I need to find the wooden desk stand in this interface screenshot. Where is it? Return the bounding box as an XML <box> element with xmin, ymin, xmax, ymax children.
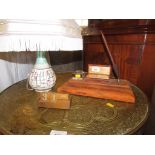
<box><xmin>57</xmin><ymin>78</ymin><xmax>135</xmax><ymax>103</ymax></box>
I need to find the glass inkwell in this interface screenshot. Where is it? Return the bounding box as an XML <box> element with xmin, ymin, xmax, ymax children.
<box><xmin>72</xmin><ymin>70</ymin><xmax>86</xmax><ymax>80</ymax></box>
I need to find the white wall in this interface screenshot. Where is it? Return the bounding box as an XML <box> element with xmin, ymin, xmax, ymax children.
<box><xmin>0</xmin><ymin>52</ymin><xmax>35</xmax><ymax>92</ymax></box>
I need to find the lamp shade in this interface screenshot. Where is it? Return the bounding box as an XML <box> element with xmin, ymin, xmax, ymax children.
<box><xmin>0</xmin><ymin>19</ymin><xmax>83</xmax><ymax>51</ymax></box>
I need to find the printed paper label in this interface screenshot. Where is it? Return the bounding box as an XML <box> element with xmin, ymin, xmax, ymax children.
<box><xmin>91</xmin><ymin>66</ymin><xmax>100</xmax><ymax>73</ymax></box>
<box><xmin>50</xmin><ymin>130</ymin><xmax>67</xmax><ymax>135</ymax></box>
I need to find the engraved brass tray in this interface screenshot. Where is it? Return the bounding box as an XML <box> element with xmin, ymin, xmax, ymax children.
<box><xmin>0</xmin><ymin>73</ymin><xmax>149</xmax><ymax>135</ymax></box>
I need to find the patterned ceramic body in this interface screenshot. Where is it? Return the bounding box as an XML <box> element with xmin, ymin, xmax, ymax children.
<box><xmin>28</xmin><ymin>51</ymin><xmax>56</xmax><ymax>92</ymax></box>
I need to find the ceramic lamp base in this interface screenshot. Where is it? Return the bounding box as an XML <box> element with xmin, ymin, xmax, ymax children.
<box><xmin>28</xmin><ymin>67</ymin><xmax>56</xmax><ymax>92</ymax></box>
<box><xmin>28</xmin><ymin>51</ymin><xmax>56</xmax><ymax>92</ymax></box>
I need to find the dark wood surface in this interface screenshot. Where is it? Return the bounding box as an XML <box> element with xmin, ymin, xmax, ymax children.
<box><xmin>83</xmin><ymin>19</ymin><xmax>155</xmax><ymax>98</ymax></box>
<box><xmin>89</xmin><ymin>19</ymin><xmax>155</xmax><ymax>34</ymax></box>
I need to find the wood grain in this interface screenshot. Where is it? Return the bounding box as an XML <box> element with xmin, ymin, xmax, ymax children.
<box><xmin>57</xmin><ymin>78</ymin><xmax>135</xmax><ymax>103</ymax></box>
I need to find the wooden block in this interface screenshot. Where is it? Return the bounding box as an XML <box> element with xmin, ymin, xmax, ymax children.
<box><xmin>57</xmin><ymin>78</ymin><xmax>135</xmax><ymax>103</ymax></box>
<box><xmin>37</xmin><ymin>92</ymin><xmax>70</xmax><ymax>109</ymax></box>
<box><xmin>87</xmin><ymin>64</ymin><xmax>111</xmax><ymax>79</ymax></box>
<box><xmin>88</xmin><ymin>64</ymin><xmax>111</xmax><ymax>75</ymax></box>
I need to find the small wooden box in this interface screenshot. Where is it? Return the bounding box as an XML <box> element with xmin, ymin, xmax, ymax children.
<box><xmin>37</xmin><ymin>92</ymin><xmax>70</xmax><ymax>109</ymax></box>
<box><xmin>87</xmin><ymin>64</ymin><xmax>111</xmax><ymax>79</ymax></box>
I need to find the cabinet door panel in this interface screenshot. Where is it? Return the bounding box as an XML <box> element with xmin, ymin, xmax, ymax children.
<box><xmin>84</xmin><ymin>44</ymin><xmax>109</xmax><ymax>71</ymax></box>
<box><xmin>84</xmin><ymin>42</ymin><xmax>142</xmax><ymax>84</ymax></box>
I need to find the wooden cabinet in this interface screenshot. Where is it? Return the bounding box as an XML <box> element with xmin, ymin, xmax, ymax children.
<box><xmin>83</xmin><ymin>20</ymin><xmax>155</xmax><ymax>98</ymax></box>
